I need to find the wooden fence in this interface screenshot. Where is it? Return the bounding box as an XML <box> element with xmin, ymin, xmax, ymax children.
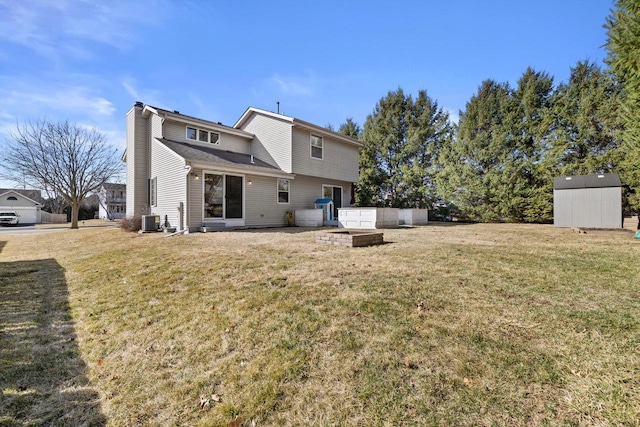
<box><xmin>40</xmin><ymin>211</ymin><xmax>67</xmax><ymax>223</ymax></box>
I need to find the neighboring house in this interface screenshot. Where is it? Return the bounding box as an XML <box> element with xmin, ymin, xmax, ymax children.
<box><xmin>124</xmin><ymin>102</ymin><xmax>363</xmax><ymax>231</ymax></box>
<box><xmin>553</xmin><ymin>173</ymin><xmax>622</xmax><ymax>228</ymax></box>
<box><xmin>98</xmin><ymin>183</ymin><xmax>126</xmax><ymax>220</ymax></box>
<box><xmin>0</xmin><ymin>189</ymin><xmax>43</xmax><ymax>224</ymax></box>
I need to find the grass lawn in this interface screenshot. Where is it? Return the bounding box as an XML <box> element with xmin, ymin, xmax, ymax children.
<box><xmin>1</xmin><ymin>223</ymin><xmax>638</xmax><ymax>425</ymax></box>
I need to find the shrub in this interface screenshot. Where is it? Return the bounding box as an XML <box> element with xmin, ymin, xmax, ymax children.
<box><xmin>119</xmin><ymin>216</ymin><xmax>141</xmax><ymax>232</ymax></box>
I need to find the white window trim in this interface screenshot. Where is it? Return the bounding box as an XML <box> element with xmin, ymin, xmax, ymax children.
<box><xmin>310</xmin><ymin>134</ymin><xmax>323</xmax><ymax>160</ymax></box>
<box><xmin>186</xmin><ymin>126</ymin><xmax>221</xmax><ymax>145</ymax></box>
<box><xmin>201</xmin><ymin>171</ymin><xmax>246</xmax><ymax>222</ymax></box>
<box><xmin>322</xmin><ymin>184</ymin><xmax>343</xmax><ymax>202</ymax></box>
<box><xmin>277</xmin><ymin>179</ymin><xmax>290</xmax><ymax>204</ymax></box>
<box><xmin>186</xmin><ymin>126</ymin><xmax>197</xmax><ymax>141</ymax></box>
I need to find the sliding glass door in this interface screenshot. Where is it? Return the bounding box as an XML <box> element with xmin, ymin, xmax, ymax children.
<box><xmin>225</xmin><ymin>175</ymin><xmax>243</xmax><ymax>219</ymax></box>
<box><xmin>204</xmin><ymin>173</ymin><xmax>243</xmax><ymax>220</ymax></box>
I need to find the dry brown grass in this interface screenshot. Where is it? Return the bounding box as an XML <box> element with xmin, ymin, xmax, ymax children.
<box><xmin>1</xmin><ymin>223</ymin><xmax>639</xmax><ymax>425</ymax></box>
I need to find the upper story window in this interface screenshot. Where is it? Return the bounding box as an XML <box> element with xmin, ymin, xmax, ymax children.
<box><xmin>186</xmin><ymin>126</ymin><xmax>220</xmax><ymax>145</ymax></box>
<box><xmin>7</xmin><ymin>196</ymin><xmax>17</xmax><ymax>201</ymax></box>
<box><xmin>310</xmin><ymin>134</ymin><xmax>323</xmax><ymax>159</ymax></box>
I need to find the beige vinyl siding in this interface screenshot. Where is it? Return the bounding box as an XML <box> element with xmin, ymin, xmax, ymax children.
<box><xmin>150</xmin><ymin>113</ymin><xmax>163</xmax><ymax>139</ymax></box>
<box><xmin>245</xmin><ymin>174</ymin><xmax>288</xmax><ymax>227</ymax></box>
<box><xmin>291</xmin><ymin>128</ymin><xmax>359</xmax><ymax>182</ymax></box>
<box><xmin>239</xmin><ymin>113</ymin><xmax>292</xmax><ymax>171</ymax></box>
<box><xmin>163</xmin><ymin>120</ymin><xmax>252</xmax><ymax>154</ymax></box>
<box><xmin>125</xmin><ymin>105</ymin><xmax>149</xmax><ymax>217</ymax></box>
<box><xmin>188</xmin><ymin>169</ymin><xmax>203</xmax><ymax>229</ymax></box>
<box><xmin>0</xmin><ymin>194</ymin><xmax>37</xmax><ymax>208</ymax></box>
<box><xmin>244</xmin><ymin>174</ymin><xmax>353</xmax><ymax>227</ymax></box>
<box><xmin>149</xmin><ymin>139</ymin><xmax>186</xmax><ymax>229</ymax></box>
<box><xmin>289</xmin><ymin>175</ymin><xmax>354</xmax><ymax>210</ymax></box>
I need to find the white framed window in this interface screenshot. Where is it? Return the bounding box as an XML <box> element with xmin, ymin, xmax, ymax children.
<box><xmin>310</xmin><ymin>134</ymin><xmax>323</xmax><ymax>159</ymax></box>
<box><xmin>277</xmin><ymin>179</ymin><xmax>290</xmax><ymax>204</ymax></box>
<box><xmin>186</xmin><ymin>126</ymin><xmax>220</xmax><ymax>145</ymax></box>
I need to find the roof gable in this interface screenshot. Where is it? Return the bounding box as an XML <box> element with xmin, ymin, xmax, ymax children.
<box><xmin>235</xmin><ymin>107</ymin><xmax>364</xmax><ymax>148</ymax></box>
<box><xmin>0</xmin><ymin>190</ymin><xmax>43</xmax><ymax>206</ymax></box>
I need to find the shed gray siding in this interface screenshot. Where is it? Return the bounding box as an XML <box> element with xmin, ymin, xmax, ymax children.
<box><xmin>125</xmin><ymin>105</ymin><xmax>149</xmax><ymax>217</ymax></box>
<box><xmin>553</xmin><ymin>174</ymin><xmax>622</xmax><ymax>228</ymax></box>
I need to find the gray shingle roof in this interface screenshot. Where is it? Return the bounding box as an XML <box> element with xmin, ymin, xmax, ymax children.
<box><xmin>0</xmin><ymin>188</ymin><xmax>44</xmax><ymax>203</ymax></box>
<box><xmin>553</xmin><ymin>173</ymin><xmax>622</xmax><ymax>190</ymax></box>
<box><xmin>157</xmin><ymin>138</ymin><xmax>283</xmax><ymax>173</ymax></box>
<box><xmin>101</xmin><ymin>182</ymin><xmax>126</xmax><ymax>191</ymax></box>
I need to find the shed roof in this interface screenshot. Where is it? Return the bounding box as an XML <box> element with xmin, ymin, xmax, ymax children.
<box><xmin>553</xmin><ymin>173</ymin><xmax>622</xmax><ymax>190</ymax></box>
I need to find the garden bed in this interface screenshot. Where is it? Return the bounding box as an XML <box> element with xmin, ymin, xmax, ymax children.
<box><xmin>316</xmin><ymin>230</ymin><xmax>384</xmax><ymax>247</ymax></box>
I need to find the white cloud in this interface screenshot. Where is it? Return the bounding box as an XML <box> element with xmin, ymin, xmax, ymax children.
<box><xmin>269</xmin><ymin>71</ymin><xmax>317</xmax><ymax>97</ymax></box>
<box><xmin>121</xmin><ymin>78</ymin><xmax>164</xmax><ymax>108</ymax></box>
<box><xmin>0</xmin><ymin>0</ymin><xmax>170</xmax><ymax>60</ymax></box>
<box><xmin>2</xmin><ymin>87</ymin><xmax>115</xmax><ymax>118</ymax></box>
<box><xmin>0</xmin><ymin>80</ymin><xmax>124</xmax><ymax>156</ymax></box>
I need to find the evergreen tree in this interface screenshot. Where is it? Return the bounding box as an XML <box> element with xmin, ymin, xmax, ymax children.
<box><xmin>549</xmin><ymin>61</ymin><xmax>622</xmax><ymax>176</ymax></box>
<box><xmin>358</xmin><ymin>88</ymin><xmax>452</xmax><ymax>208</ymax></box>
<box><xmin>436</xmin><ymin>79</ymin><xmax>512</xmax><ymax>221</ymax></box>
<box><xmin>338</xmin><ymin>118</ymin><xmax>362</xmax><ymax>139</ymax></box>
<box><xmin>503</xmin><ymin>68</ymin><xmax>555</xmax><ymax>222</ymax></box>
<box><xmin>605</xmin><ymin>0</ymin><xmax>640</xmax><ymax>224</ymax></box>
<box><xmin>437</xmin><ymin>69</ymin><xmax>555</xmax><ymax>222</ymax></box>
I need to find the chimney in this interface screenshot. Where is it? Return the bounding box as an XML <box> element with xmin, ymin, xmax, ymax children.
<box><xmin>277</xmin><ymin>101</ymin><xmax>280</xmax><ymax>114</ymax></box>
<box><xmin>135</xmin><ymin>101</ymin><xmax>143</xmax><ymax>108</ymax></box>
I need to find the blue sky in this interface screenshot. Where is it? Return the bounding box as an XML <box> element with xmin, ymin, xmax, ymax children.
<box><xmin>0</xmin><ymin>0</ymin><xmax>613</xmax><ymax>187</ymax></box>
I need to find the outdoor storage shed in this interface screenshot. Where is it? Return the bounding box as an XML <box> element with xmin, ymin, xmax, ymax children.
<box><xmin>553</xmin><ymin>173</ymin><xmax>622</xmax><ymax>228</ymax></box>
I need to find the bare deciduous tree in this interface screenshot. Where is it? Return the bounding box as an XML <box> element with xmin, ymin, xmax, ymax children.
<box><xmin>2</xmin><ymin>120</ymin><xmax>122</xmax><ymax>229</ymax></box>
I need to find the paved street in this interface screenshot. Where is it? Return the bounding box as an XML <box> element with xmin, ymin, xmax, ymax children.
<box><xmin>0</xmin><ymin>225</ymin><xmax>69</xmax><ymax>235</ymax></box>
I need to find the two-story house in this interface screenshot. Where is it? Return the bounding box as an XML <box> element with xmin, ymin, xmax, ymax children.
<box><xmin>97</xmin><ymin>182</ymin><xmax>126</xmax><ymax>220</ymax></box>
<box><xmin>124</xmin><ymin>102</ymin><xmax>362</xmax><ymax>231</ymax></box>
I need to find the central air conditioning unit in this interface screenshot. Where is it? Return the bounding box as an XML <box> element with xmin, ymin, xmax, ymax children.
<box><xmin>141</xmin><ymin>215</ymin><xmax>160</xmax><ymax>232</ymax></box>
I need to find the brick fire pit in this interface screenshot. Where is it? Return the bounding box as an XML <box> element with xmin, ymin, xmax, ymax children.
<box><xmin>316</xmin><ymin>230</ymin><xmax>384</xmax><ymax>247</ymax></box>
